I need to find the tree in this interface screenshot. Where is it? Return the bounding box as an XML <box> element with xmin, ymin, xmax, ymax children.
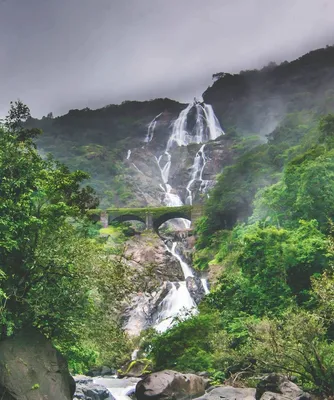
<box><xmin>0</xmin><ymin>102</ymin><xmax>124</xmax><ymax>345</ymax></box>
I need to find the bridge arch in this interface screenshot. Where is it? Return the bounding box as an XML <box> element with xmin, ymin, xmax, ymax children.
<box><xmin>109</xmin><ymin>214</ymin><xmax>146</xmax><ymax>227</ymax></box>
<box><xmin>153</xmin><ymin>211</ymin><xmax>191</xmax><ymax>232</ymax></box>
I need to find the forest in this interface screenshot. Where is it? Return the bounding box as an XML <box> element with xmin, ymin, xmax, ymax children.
<box><xmin>2</xmin><ymin>45</ymin><xmax>334</xmax><ymax>399</ymax></box>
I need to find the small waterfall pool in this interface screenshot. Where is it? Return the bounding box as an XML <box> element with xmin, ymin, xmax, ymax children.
<box><xmin>94</xmin><ymin>377</ymin><xmax>139</xmax><ymax>400</ymax></box>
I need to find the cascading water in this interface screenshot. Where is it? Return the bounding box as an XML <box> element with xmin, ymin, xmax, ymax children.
<box><xmin>185</xmin><ymin>144</ymin><xmax>207</xmax><ymax>205</ymax></box>
<box><xmin>201</xmin><ymin>278</ymin><xmax>210</xmax><ymax>295</ymax></box>
<box><xmin>154</xmin><ymin>242</ymin><xmax>197</xmax><ymax>332</ymax></box>
<box><xmin>156</xmin><ymin>100</ymin><xmax>224</xmax><ymax>208</ymax></box>
<box><xmin>121</xmin><ymin>101</ymin><xmax>223</xmax><ymax>335</ymax></box>
<box><xmin>94</xmin><ymin>377</ymin><xmax>139</xmax><ymax>400</ymax></box>
<box><xmin>131</xmin><ymin>163</ymin><xmax>145</xmax><ymax>176</ymax></box>
<box><xmin>150</xmin><ymin>101</ymin><xmax>224</xmax><ymax>332</ymax></box>
<box><xmin>154</xmin><ymin>282</ymin><xmax>197</xmax><ymax>333</ymax></box>
<box><xmin>145</xmin><ymin>113</ymin><xmax>162</xmax><ymax>143</ymax></box>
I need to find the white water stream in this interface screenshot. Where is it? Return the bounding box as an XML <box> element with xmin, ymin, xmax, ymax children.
<box><xmin>145</xmin><ymin>112</ymin><xmax>162</xmax><ymax>142</ymax></box>
<box><xmin>153</xmin><ymin>242</ymin><xmax>196</xmax><ymax>332</ymax></box>
<box><xmin>145</xmin><ymin>101</ymin><xmax>224</xmax><ymax>332</ymax></box>
<box><xmin>94</xmin><ymin>377</ymin><xmax>139</xmax><ymax>400</ymax></box>
<box><xmin>153</xmin><ymin>101</ymin><xmax>224</xmax><ymax>208</ymax></box>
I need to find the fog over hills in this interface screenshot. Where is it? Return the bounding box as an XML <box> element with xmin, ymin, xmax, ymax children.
<box><xmin>1</xmin><ymin>0</ymin><xmax>334</xmax><ymax>117</ymax></box>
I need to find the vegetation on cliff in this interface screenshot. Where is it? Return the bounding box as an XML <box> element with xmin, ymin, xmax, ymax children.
<box><xmin>144</xmin><ymin>113</ymin><xmax>334</xmax><ymax>395</ymax></box>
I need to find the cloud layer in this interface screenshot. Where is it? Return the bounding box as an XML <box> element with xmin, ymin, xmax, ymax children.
<box><xmin>1</xmin><ymin>0</ymin><xmax>333</xmax><ymax>117</ymax></box>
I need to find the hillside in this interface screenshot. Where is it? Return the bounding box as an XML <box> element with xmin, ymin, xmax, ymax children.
<box><xmin>3</xmin><ymin>45</ymin><xmax>334</xmax><ymax>397</ymax></box>
<box><xmin>25</xmin><ymin>45</ymin><xmax>334</xmax><ymax>209</ymax></box>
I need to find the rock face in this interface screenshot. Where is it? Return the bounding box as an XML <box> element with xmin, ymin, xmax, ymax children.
<box><xmin>73</xmin><ymin>376</ymin><xmax>115</xmax><ymax>400</ymax></box>
<box><xmin>256</xmin><ymin>374</ymin><xmax>309</xmax><ymax>400</ymax></box>
<box><xmin>136</xmin><ymin>370</ymin><xmax>206</xmax><ymax>400</ymax></box>
<box><xmin>0</xmin><ymin>328</ymin><xmax>75</xmax><ymax>400</ymax></box>
<box><xmin>186</xmin><ymin>276</ymin><xmax>205</xmax><ymax>305</ymax></box>
<box><xmin>124</xmin><ymin>233</ymin><xmax>184</xmax><ymax>287</ymax></box>
<box><xmin>122</xmin><ymin>233</ymin><xmax>187</xmax><ymax>335</ymax></box>
<box><xmin>123</xmin><ymin>281</ymin><xmax>172</xmax><ymax>335</ymax></box>
<box><xmin>194</xmin><ymin>386</ymin><xmax>256</xmax><ymax>400</ymax></box>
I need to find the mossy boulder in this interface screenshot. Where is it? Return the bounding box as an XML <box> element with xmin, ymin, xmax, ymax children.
<box><xmin>118</xmin><ymin>359</ymin><xmax>153</xmax><ymax>378</ymax></box>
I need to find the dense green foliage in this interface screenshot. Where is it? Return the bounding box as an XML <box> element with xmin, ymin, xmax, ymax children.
<box><xmin>0</xmin><ymin>101</ymin><xmax>133</xmax><ymax>373</ymax></box>
<box><xmin>142</xmin><ymin>112</ymin><xmax>334</xmax><ymax>395</ymax></box>
<box><xmin>4</xmin><ymin>46</ymin><xmax>334</xmax><ymax>395</ymax></box>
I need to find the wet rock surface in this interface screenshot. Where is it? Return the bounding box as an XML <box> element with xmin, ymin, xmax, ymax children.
<box><xmin>186</xmin><ymin>276</ymin><xmax>206</xmax><ymax>305</ymax></box>
<box><xmin>86</xmin><ymin>366</ymin><xmax>117</xmax><ymax>378</ymax></box>
<box><xmin>73</xmin><ymin>376</ymin><xmax>115</xmax><ymax>400</ymax></box>
<box><xmin>121</xmin><ymin>233</ymin><xmax>206</xmax><ymax>336</ymax></box>
<box><xmin>194</xmin><ymin>386</ymin><xmax>256</xmax><ymax>400</ymax></box>
<box><xmin>256</xmin><ymin>374</ymin><xmax>310</xmax><ymax>400</ymax></box>
<box><xmin>124</xmin><ymin>233</ymin><xmax>184</xmax><ymax>288</ymax></box>
<box><xmin>136</xmin><ymin>370</ymin><xmax>206</xmax><ymax>400</ymax></box>
<box><xmin>0</xmin><ymin>328</ymin><xmax>75</xmax><ymax>400</ymax></box>
<box><xmin>122</xmin><ymin>281</ymin><xmax>174</xmax><ymax>335</ymax></box>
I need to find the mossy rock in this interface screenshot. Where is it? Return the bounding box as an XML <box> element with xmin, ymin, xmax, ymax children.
<box><xmin>118</xmin><ymin>359</ymin><xmax>153</xmax><ymax>378</ymax></box>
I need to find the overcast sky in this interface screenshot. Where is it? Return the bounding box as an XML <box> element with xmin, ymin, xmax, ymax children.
<box><xmin>1</xmin><ymin>0</ymin><xmax>334</xmax><ymax>117</ymax></box>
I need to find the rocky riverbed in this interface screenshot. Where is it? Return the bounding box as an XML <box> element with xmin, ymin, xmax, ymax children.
<box><xmin>73</xmin><ymin>371</ymin><xmax>312</xmax><ymax>400</ymax></box>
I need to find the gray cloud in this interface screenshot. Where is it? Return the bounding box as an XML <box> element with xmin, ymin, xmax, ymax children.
<box><xmin>1</xmin><ymin>0</ymin><xmax>334</xmax><ymax>117</ymax></box>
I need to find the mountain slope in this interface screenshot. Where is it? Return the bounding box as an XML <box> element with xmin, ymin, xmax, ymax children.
<box><xmin>25</xmin><ymin>45</ymin><xmax>334</xmax><ymax>208</ymax></box>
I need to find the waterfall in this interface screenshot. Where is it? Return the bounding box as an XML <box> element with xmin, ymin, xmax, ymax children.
<box><xmin>131</xmin><ymin>163</ymin><xmax>145</xmax><ymax>176</ymax></box>
<box><xmin>201</xmin><ymin>278</ymin><xmax>210</xmax><ymax>295</ymax></box>
<box><xmin>131</xmin><ymin>348</ymin><xmax>139</xmax><ymax>360</ymax></box>
<box><xmin>156</xmin><ymin>100</ymin><xmax>224</xmax><ymax>207</ymax></box>
<box><xmin>125</xmin><ymin>102</ymin><xmax>223</xmax><ymax>335</ymax></box>
<box><xmin>145</xmin><ymin>113</ymin><xmax>162</xmax><ymax>143</ymax></box>
<box><xmin>151</xmin><ymin>102</ymin><xmax>223</xmax><ymax>332</ymax></box>
<box><xmin>153</xmin><ymin>242</ymin><xmax>196</xmax><ymax>332</ymax></box>
<box><xmin>186</xmin><ymin>144</ymin><xmax>207</xmax><ymax>205</ymax></box>
<box><xmin>126</xmin><ymin>149</ymin><xmax>131</xmax><ymax>160</ymax></box>
<box><xmin>154</xmin><ymin>281</ymin><xmax>197</xmax><ymax>333</ymax></box>
<box><xmin>169</xmin><ymin>242</ymin><xmax>193</xmax><ymax>278</ymax></box>
<box><xmin>94</xmin><ymin>377</ymin><xmax>139</xmax><ymax>400</ymax></box>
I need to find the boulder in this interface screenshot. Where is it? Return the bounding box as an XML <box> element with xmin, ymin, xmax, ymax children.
<box><xmin>86</xmin><ymin>366</ymin><xmax>116</xmax><ymax>377</ymax></box>
<box><xmin>260</xmin><ymin>393</ymin><xmax>292</xmax><ymax>400</ymax></box>
<box><xmin>194</xmin><ymin>386</ymin><xmax>255</xmax><ymax>400</ymax></box>
<box><xmin>119</xmin><ymin>359</ymin><xmax>153</xmax><ymax>378</ymax></box>
<box><xmin>136</xmin><ymin>370</ymin><xmax>205</xmax><ymax>400</ymax></box>
<box><xmin>73</xmin><ymin>376</ymin><xmax>115</xmax><ymax>400</ymax></box>
<box><xmin>186</xmin><ymin>276</ymin><xmax>205</xmax><ymax>305</ymax></box>
<box><xmin>256</xmin><ymin>374</ymin><xmax>308</xmax><ymax>400</ymax></box>
<box><xmin>0</xmin><ymin>328</ymin><xmax>75</xmax><ymax>400</ymax></box>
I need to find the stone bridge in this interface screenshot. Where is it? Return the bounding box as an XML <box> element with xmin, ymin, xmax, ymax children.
<box><xmin>89</xmin><ymin>205</ymin><xmax>204</xmax><ymax>232</ymax></box>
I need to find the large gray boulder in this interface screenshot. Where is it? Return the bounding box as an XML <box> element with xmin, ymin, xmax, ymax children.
<box><xmin>256</xmin><ymin>374</ymin><xmax>309</xmax><ymax>400</ymax></box>
<box><xmin>136</xmin><ymin>370</ymin><xmax>206</xmax><ymax>400</ymax></box>
<box><xmin>194</xmin><ymin>386</ymin><xmax>256</xmax><ymax>400</ymax></box>
<box><xmin>73</xmin><ymin>376</ymin><xmax>115</xmax><ymax>400</ymax></box>
<box><xmin>0</xmin><ymin>328</ymin><xmax>75</xmax><ymax>400</ymax></box>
